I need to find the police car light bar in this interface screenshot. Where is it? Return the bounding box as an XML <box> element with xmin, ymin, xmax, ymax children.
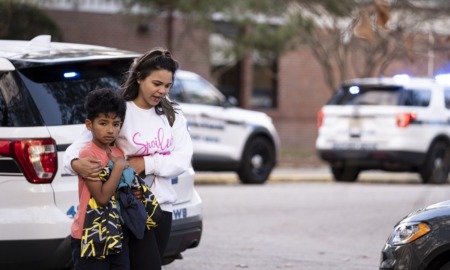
<box><xmin>393</xmin><ymin>74</ymin><xmax>411</xmax><ymax>84</ymax></box>
<box><xmin>435</xmin><ymin>74</ymin><xmax>450</xmax><ymax>84</ymax></box>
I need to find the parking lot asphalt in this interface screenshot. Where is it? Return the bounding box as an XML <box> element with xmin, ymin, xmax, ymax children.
<box><xmin>194</xmin><ymin>166</ymin><xmax>424</xmax><ymax>185</ymax></box>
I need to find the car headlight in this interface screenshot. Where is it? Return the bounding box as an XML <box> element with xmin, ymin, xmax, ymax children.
<box><xmin>388</xmin><ymin>222</ymin><xmax>430</xmax><ymax>245</ymax></box>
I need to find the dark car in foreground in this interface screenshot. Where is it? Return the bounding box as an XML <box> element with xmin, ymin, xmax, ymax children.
<box><xmin>380</xmin><ymin>200</ymin><xmax>450</xmax><ymax>270</ymax></box>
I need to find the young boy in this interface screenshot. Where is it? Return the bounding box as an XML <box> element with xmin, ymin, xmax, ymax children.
<box><xmin>70</xmin><ymin>88</ymin><xmax>129</xmax><ymax>270</ymax></box>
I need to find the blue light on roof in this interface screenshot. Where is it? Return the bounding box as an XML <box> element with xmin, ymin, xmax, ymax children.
<box><xmin>63</xmin><ymin>72</ymin><xmax>79</xmax><ymax>78</ymax></box>
<box><xmin>349</xmin><ymin>86</ymin><xmax>360</xmax><ymax>95</ymax></box>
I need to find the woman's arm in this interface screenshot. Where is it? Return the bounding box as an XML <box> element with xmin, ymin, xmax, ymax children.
<box><xmin>72</xmin><ymin>157</ymin><xmax>103</xmax><ymax>181</ymax></box>
<box><xmin>139</xmin><ymin>112</ymin><xmax>193</xmax><ymax>178</ymax></box>
<box><xmin>63</xmin><ymin>127</ymin><xmax>101</xmax><ymax>179</ymax></box>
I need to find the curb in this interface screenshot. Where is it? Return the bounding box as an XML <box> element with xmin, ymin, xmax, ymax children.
<box><xmin>194</xmin><ymin>166</ymin><xmax>423</xmax><ymax>185</ymax></box>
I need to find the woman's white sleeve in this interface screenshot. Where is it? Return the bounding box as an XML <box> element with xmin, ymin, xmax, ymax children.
<box><xmin>63</xmin><ymin>127</ymin><xmax>92</xmax><ymax>175</ymax></box>
<box><xmin>143</xmin><ymin>112</ymin><xmax>193</xmax><ymax>178</ymax></box>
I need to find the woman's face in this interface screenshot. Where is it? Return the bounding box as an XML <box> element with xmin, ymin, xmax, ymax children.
<box><xmin>135</xmin><ymin>69</ymin><xmax>173</xmax><ymax>109</ymax></box>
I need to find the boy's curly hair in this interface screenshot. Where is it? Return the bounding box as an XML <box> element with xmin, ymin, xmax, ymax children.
<box><xmin>85</xmin><ymin>88</ymin><xmax>126</xmax><ymax>121</ymax></box>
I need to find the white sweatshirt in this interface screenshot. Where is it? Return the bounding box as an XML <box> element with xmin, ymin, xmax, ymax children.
<box><xmin>63</xmin><ymin>101</ymin><xmax>194</xmax><ymax>212</ymax></box>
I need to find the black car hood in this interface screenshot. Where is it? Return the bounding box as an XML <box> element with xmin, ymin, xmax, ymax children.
<box><xmin>399</xmin><ymin>200</ymin><xmax>450</xmax><ymax>224</ymax></box>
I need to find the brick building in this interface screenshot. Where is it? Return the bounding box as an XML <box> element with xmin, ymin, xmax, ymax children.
<box><xmin>39</xmin><ymin>1</ymin><xmax>450</xmax><ymax>157</ymax></box>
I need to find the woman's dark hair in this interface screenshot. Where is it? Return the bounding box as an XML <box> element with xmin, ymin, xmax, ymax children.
<box><xmin>121</xmin><ymin>47</ymin><xmax>179</xmax><ymax>124</ymax></box>
<box><xmin>85</xmin><ymin>88</ymin><xmax>126</xmax><ymax>122</ymax></box>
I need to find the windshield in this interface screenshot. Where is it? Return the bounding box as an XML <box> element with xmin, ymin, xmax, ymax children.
<box><xmin>171</xmin><ymin>75</ymin><xmax>225</xmax><ymax>106</ymax></box>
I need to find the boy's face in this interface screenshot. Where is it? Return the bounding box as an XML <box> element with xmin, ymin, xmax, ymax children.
<box><xmin>86</xmin><ymin>112</ymin><xmax>122</xmax><ymax>148</ymax></box>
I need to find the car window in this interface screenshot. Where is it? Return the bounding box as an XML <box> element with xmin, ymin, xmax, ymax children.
<box><xmin>328</xmin><ymin>85</ymin><xmax>430</xmax><ymax>107</ymax></box>
<box><xmin>398</xmin><ymin>89</ymin><xmax>431</xmax><ymax>107</ymax></box>
<box><xmin>170</xmin><ymin>77</ymin><xmax>186</xmax><ymax>102</ymax></box>
<box><xmin>17</xmin><ymin>59</ymin><xmax>133</xmax><ymax>126</ymax></box>
<box><xmin>0</xmin><ymin>72</ymin><xmax>42</xmax><ymax>127</ymax></box>
<box><xmin>444</xmin><ymin>89</ymin><xmax>450</xmax><ymax>109</ymax></box>
<box><xmin>177</xmin><ymin>76</ymin><xmax>225</xmax><ymax>106</ymax></box>
<box><xmin>0</xmin><ymin>83</ymin><xmax>7</xmax><ymax>126</ymax></box>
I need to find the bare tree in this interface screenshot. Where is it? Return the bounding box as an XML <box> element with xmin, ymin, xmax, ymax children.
<box><xmin>291</xmin><ymin>0</ymin><xmax>450</xmax><ymax>92</ymax></box>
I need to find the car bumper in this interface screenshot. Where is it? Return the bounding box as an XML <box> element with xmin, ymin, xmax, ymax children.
<box><xmin>380</xmin><ymin>243</ymin><xmax>427</xmax><ymax>270</ymax></box>
<box><xmin>318</xmin><ymin>150</ymin><xmax>425</xmax><ymax>170</ymax></box>
<box><xmin>0</xmin><ymin>236</ymin><xmax>72</xmax><ymax>270</ymax></box>
<box><xmin>0</xmin><ymin>185</ymin><xmax>74</xmax><ymax>269</ymax></box>
<box><xmin>164</xmin><ymin>188</ymin><xmax>203</xmax><ymax>264</ymax></box>
<box><xmin>164</xmin><ymin>215</ymin><xmax>202</xmax><ymax>260</ymax></box>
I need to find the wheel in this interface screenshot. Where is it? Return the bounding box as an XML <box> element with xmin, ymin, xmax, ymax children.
<box><xmin>331</xmin><ymin>165</ymin><xmax>359</xmax><ymax>182</ymax></box>
<box><xmin>420</xmin><ymin>141</ymin><xmax>450</xmax><ymax>184</ymax></box>
<box><xmin>427</xmin><ymin>257</ymin><xmax>450</xmax><ymax>270</ymax></box>
<box><xmin>237</xmin><ymin>137</ymin><xmax>275</xmax><ymax>184</ymax></box>
<box><xmin>441</xmin><ymin>261</ymin><xmax>450</xmax><ymax>270</ymax></box>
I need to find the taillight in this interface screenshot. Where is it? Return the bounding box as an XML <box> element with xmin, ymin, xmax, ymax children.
<box><xmin>0</xmin><ymin>138</ymin><xmax>57</xmax><ymax>184</ymax></box>
<box><xmin>396</xmin><ymin>112</ymin><xmax>417</xmax><ymax>128</ymax></box>
<box><xmin>317</xmin><ymin>109</ymin><xmax>324</xmax><ymax>128</ymax></box>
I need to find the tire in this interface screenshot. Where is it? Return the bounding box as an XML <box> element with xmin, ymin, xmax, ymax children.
<box><xmin>427</xmin><ymin>257</ymin><xmax>450</xmax><ymax>270</ymax></box>
<box><xmin>420</xmin><ymin>141</ymin><xmax>450</xmax><ymax>184</ymax></box>
<box><xmin>237</xmin><ymin>137</ymin><xmax>275</xmax><ymax>184</ymax></box>
<box><xmin>331</xmin><ymin>165</ymin><xmax>359</xmax><ymax>182</ymax></box>
<box><xmin>441</xmin><ymin>261</ymin><xmax>450</xmax><ymax>270</ymax></box>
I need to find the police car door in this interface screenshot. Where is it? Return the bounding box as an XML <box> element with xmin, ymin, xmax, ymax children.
<box><xmin>171</xmin><ymin>72</ymin><xmax>233</xmax><ymax>161</ymax></box>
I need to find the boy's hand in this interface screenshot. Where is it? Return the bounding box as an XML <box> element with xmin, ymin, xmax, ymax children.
<box><xmin>132</xmin><ymin>188</ymin><xmax>143</xmax><ymax>200</ymax></box>
<box><xmin>127</xmin><ymin>156</ymin><xmax>145</xmax><ymax>174</ymax></box>
<box><xmin>108</xmin><ymin>154</ymin><xmax>129</xmax><ymax>171</ymax></box>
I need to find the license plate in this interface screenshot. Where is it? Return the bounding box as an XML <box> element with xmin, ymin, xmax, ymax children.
<box><xmin>332</xmin><ymin>142</ymin><xmax>377</xmax><ymax>150</ymax></box>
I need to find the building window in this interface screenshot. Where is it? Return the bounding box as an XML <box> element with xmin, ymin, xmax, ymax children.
<box><xmin>210</xmin><ymin>32</ymin><xmax>278</xmax><ymax>109</ymax></box>
<box><xmin>252</xmin><ymin>52</ymin><xmax>278</xmax><ymax>108</ymax></box>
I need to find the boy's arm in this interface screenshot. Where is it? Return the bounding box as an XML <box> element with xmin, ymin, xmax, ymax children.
<box><xmin>83</xmin><ymin>152</ymin><xmax>128</xmax><ymax>207</ymax></box>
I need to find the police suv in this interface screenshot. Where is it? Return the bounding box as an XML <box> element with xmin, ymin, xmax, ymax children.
<box><xmin>316</xmin><ymin>75</ymin><xmax>450</xmax><ymax>184</ymax></box>
<box><xmin>171</xmin><ymin>70</ymin><xmax>280</xmax><ymax>185</ymax></box>
<box><xmin>0</xmin><ymin>36</ymin><xmax>202</xmax><ymax>269</ymax></box>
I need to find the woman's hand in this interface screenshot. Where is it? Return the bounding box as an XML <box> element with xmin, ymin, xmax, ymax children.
<box><xmin>127</xmin><ymin>156</ymin><xmax>145</xmax><ymax>175</ymax></box>
<box><xmin>72</xmin><ymin>157</ymin><xmax>102</xmax><ymax>181</ymax></box>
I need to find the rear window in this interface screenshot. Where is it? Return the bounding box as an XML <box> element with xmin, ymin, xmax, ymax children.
<box><xmin>328</xmin><ymin>85</ymin><xmax>431</xmax><ymax>107</ymax></box>
<box><xmin>18</xmin><ymin>59</ymin><xmax>134</xmax><ymax>126</ymax></box>
<box><xmin>0</xmin><ymin>72</ymin><xmax>42</xmax><ymax>127</ymax></box>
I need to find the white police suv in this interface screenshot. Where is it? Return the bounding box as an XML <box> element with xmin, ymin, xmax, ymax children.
<box><xmin>170</xmin><ymin>70</ymin><xmax>280</xmax><ymax>184</ymax></box>
<box><xmin>0</xmin><ymin>36</ymin><xmax>202</xmax><ymax>269</ymax></box>
<box><xmin>316</xmin><ymin>74</ymin><xmax>450</xmax><ymax>184</ymax></box>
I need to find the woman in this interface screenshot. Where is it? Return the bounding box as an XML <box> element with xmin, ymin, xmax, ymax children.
<box><xmin>64</xmin><ymin>48</ymin><xmax>193</xmax><ymax>270</ymax></box>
